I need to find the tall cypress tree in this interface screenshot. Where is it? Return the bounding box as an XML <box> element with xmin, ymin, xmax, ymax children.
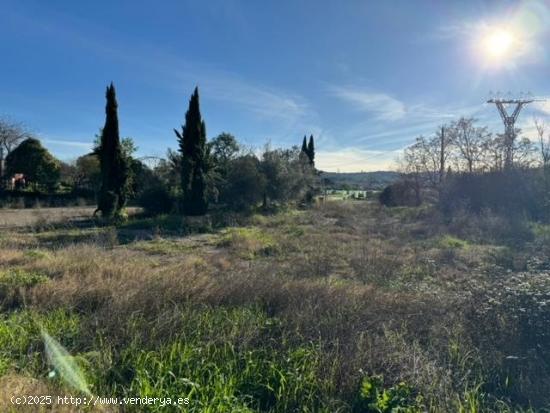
<box><xmin>96</xmin><ymin>83</ymin><xmax>129</xmax><ymax>218</ymax></box>
<box><xmin>301</xmin><ymin>135</ymin><xmax>307</xmax><ymax>154</ymax></box>
<box><xmin>174</xmin><ymin>87</ymin><xmax>208</xmax><ymax>215</ymax></box>
<box><xmin>300</xmin><ymin>135</ymin><xmax>309</xmax><ymax>165</ymax></box>
<box><xmin>307</xmin><ymin>134</ymin><xmax>315</xmax><ymax>166</ymax></box>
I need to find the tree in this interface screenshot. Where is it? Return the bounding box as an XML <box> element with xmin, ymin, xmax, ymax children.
<box><xmin>6</xmin><ymin>138</ymin><xmax>60</xmax><ymax>190</ymax></box>
<box><xmin>307</xmin><ymin>134</ymin><xmax>315</xmax><ymax>166</ymax></box>
<box><xmin>448</xmin><ymin>117</ymin><xmax>489</xmax><ymax>173</ymax></box>
<box><xmin>301</xmin><ymin>135</ymin><xmax>308</xmax><ymax>153</ymax></box>
<box><xmin>174</xmin><ymin>87</ymin><xmax>209</xmax><ymax>215</ymax></box>
<box><xmin>75</xmin><ymin>153</ymin><xmax>101</xmax><ymax>192</ymax></box>
<box><xmin>0</xmin><ymin>118</ymin><xmax>30</xmax><ymax>185</ymax></box>
<box><xmin>511</xmin><ymin>133</ymin><xmax>536</xmax><ymax>169</ymax></box>
<box><xmin>481</xmin><ymin>135</ymin><xmax>505</xmax><ymax>172</ymax></box>
<box><xmin>209</xmin><ymin>133</ymin><xmax>239</xmax><ymax>167</ymax></box>
<box><xmin>400</xmin><ymin>130</ymin><xmax>451</xmax><ymax>192</ymax></box>
<box><xmin>208</xmin><ymin>133</ymin><xmax>240</xmax><ymax>204</ymax></box>
<box><xmin>535</xmin><ymin>119</ymin><xmax>550</xmax><ymax>220</ymax></box>
<box><xmin>154</xmin><ymin>148</ymin><xmax>181</xmax><ymax>190</ymax></box>
<box><xmin>260</xmin><ymin>145</ymin><xmax>317</xmax><ymax>208</ymax></box>
<box><xmin>399</xmin><ymin>140</ymin><xmax>426</xmax><ymax>205</ymax></box>
<box><xmin>96</xmin><ymin>83</ymin><xmax>130</xmax><ymax>218</ymax></box>
<box><xmin>535</xmin><ymin>119</ymin><xmax>550</xmax><ymax>170</ymax></box>
<box><xmin>58</xmin><ymin>161</ymin><xmax>77</xmax><ymax>188</ymax></box>
<box><xmin>221</xmin><ymin>155</ymin><xmax>266</xmax><ymax>211</ymax></box>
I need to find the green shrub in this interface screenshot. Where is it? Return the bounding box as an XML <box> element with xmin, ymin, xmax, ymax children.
<box><xmin>438</xmin><ymin>235</ymin><xmax>469</xmax><ymax>249</ymax></box>
<box><xmin>355</xmin><ymin>375</ymin><xmax>424</xmax><ymax>413</ymax></box>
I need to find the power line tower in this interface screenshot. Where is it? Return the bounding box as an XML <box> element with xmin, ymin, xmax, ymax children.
<box><xmin>486</xmin><ymin>95</ymin><xmax>542</xmax><ymax>169</ymax></box>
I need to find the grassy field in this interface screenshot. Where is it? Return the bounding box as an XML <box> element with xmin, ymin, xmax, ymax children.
<box><xmin>0</xmin><ymin>202</ymin><xmax>549</xmax><ymax>412</ymax></box>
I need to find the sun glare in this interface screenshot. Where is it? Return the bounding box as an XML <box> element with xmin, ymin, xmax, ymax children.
<box><xmin>483</xmin><ymin>29</ymin><xmax>515</xmax><ymax>58</ymax></box>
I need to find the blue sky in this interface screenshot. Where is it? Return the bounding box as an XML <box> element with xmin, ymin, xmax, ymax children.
<box><xmin>0</xmin><ymin>0</ymin><xmax>549</xmax><ymax>171</ymax></box>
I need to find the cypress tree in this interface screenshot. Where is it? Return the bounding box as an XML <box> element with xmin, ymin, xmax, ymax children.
<box><xmin>300</xmin><ymin>135</ymin><xmax>309</xmax><ymax>165</ymax></box>
<box><xmin>96</xmin><ymin>83</ymin><xmax>129</xmax><ymax>218</ymax></box>
<box><xmin>301</xmin><ymin>135</ymin><xmax>307</xmax><ymax>154</ymax></box>
<box><xmin>307</xmin><ymin>134</ymin><xmax>315</xmax><ymax>166</ymax></box>
<box><xmin>174</xmin><ymin>87</ymin><xmax>208</xmax><ymax>215</ymax></box>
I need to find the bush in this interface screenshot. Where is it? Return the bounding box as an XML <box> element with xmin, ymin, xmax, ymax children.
<box><xmin>137</xmin><ymin>186</ymin><xmax>174</xmax><ymax>215</ymax></box>
<box><xmin>439</xmin><ymin>170</ymin><xmax>544</xmax><ymax>220</ymax></box>
<box><xmin>379</xmin><ymin>181</ymin><xmax>420</xmax><ymax>207</ymax></box>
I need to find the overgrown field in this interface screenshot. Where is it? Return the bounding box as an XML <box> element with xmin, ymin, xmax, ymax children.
<box><xmin>1</xmin><ymin>202</ymin><xmax>550</xmax><ymax>412</ymax></box>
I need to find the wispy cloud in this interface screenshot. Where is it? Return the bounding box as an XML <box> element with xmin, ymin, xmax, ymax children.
<box><xmin>200</xmin><ymin>75</ymin><xmax>311</xmax><ymax>124</ymax></box>
<box><xmin>42</xmin><ymin>138</ymin><xmax>93</xmax><ymax>149</ymax></box>
<box><xmin>328</xmin><ymin>85</ymin><xmax>484</xmax><ymax>126</ymax></box>
<box><xmin>329</xmin><ymin>87</ymin><xmax>406</xmax><ymax>121</ymax></box>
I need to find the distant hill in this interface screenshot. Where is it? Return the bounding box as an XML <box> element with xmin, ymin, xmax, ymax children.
<box><xmin>319</xmin><ymin>171</ymin><xmax>399</xmax><ymax>190</ymax></box>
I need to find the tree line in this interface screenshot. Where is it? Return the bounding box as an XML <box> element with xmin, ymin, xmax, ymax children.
<box><xmin>0</xmin><ymin>84</ymin><xmax>318</xmax><ymax>218</ymax></box>
<box><xmin>381</xmin><ymin>116</ymin><xmax>550</xmax><ymax>221</ymax></box>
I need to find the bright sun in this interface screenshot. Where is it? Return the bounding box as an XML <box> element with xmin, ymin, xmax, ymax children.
<box><xmin>482</xmin><ymin>29</ymin><xmax>515</xmax><ymax>59</ymax></box>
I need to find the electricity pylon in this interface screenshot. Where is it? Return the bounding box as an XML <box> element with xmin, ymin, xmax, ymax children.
<box><xmin>486</xmin><ymin>97</ymin><xmax>542</xmax><ymax>169</ymax></box>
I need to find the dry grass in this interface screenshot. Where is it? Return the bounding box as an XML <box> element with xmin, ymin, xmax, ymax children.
<box><xmin>0</xmin><ymin>207</ymin><xmax>96</xmax><ymax>229</ymax></box>
<box><xmin>0</xmin><ymin>201</ymin><xmax>548</xmax><ymax>411</ymax></box>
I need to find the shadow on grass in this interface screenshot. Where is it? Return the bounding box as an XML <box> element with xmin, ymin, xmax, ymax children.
<box><xmin>22</xmin><ymin>210</ymin><xmax>260</xmax><ymax>249</ymax></box>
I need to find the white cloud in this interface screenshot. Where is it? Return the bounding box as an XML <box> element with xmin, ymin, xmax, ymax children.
<box><xmin>532</xmin><ymin>100</ymin><xmax>550</xmax><ymax>116</ymax></box>
<box><xmin>316</xmin><ymin>147</ymin><xmax>402</xmax><ymax>172</ymax></box>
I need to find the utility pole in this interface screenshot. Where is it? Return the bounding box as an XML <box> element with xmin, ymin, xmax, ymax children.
<box><xmin>439</xmin><ymin>126</ymin><xmax>446</xmax><ymax>184</ymax></box>
<box><xmin>486</xmin><ymin>98</ymin><xmax>540</xmax><ymax>169</ymax></box>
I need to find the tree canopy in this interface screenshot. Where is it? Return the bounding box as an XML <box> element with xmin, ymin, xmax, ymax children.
<box><xmin>6</xmin><ymin>137</ymin><xmax>60</xmax><ymax>190</ymax></box>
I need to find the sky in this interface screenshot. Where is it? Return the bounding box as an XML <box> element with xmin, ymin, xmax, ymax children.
<box><xmin>0</xmin><ymin>0</ymin><xmax>549</xmax><ymax>171</ymax></box>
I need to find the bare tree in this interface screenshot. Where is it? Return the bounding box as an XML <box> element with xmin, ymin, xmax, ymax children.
<box><xmin>399</xmin><ymin>144</ymin><xmax>424</xmax><ymax>205</ymax></box>
<box><xmin>481</xmin><ymin>135</ymin><xmax>505</xmax><ymax>172</ymax></box>
<box><xmin>512</xmin><ymin>134</ymin><xmax>536</xmax><ymax>169</ymax></box>
<box><xmin>534</xmin><ymin>119</ymin><xmax>550</xmax><ymax>216</ymax></box>
<box><xmin>401</xmin><ymin>126</ymin><xmax>452</xmax><ymax>190</ymax></box>
<box><xmin>398</xmin><ymin>128</ymin><xmax>452</xmax><ymax>204</ymax></box>
<box><xmin>448</xmin><ymin>117</ymin><xmax>490</xmax><ymax>173</ymax></box>
<box><xmin>535</xmin><ymin>119</ymin><xmax>550</xmax><ymax>169</ymax></box>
